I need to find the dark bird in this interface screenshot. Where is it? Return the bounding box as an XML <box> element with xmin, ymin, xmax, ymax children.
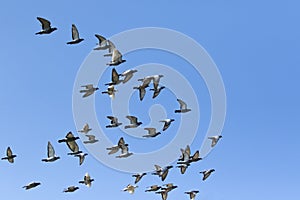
<box><xmin>23</xmin><ymin>182</ymin><xmax>41</xmax><ymax>190</ymax></box>
<box><xmin>93</xmin><ymin>34</ymin><xmax>110</xmax><ymax>50</ymax></box>
<box><xmin>116</xmin><ymin>142</ymin><xmax>133</xmax><ymax>158</ymax></box>
<box><xmin>150</xmin><ymin>86</ymin><xmax>165</xmax><ymax>99</ymax></box>
<box><xmin>79</xmin><ymin>173</ymin><xmax>94</xmax><ymax>187</ymax></box>
<box><xmin>41</xmin><ymin>141</ymin><xmax>60</xmax><ymax>162</ymax></box>
<box><xmin>176</xmin><ymin>163</ymin><xmax>190</xmax><ymax>174</ymax></box>
<box><xmin>208</xmin><ymin>135</ymin><xmax>222</xmax><ymax>147</ymax></box>
<box><xmin>145</xmin><ymin>185</ymin><xmax>161</xmax><ymax>192</ymax></box>
<box><xmin>106</xmin><ymin>116</ymin><xmax>122</xmax><ymax>128</ymax></box>
<box><xmin>199</xmin><ymin>169</ymin><xmax>215</xmax><ymax>181</ymax></box>
<box><xmin>143</xmin><ymin>128</ymin><xmax>161</xmax><ymax>138</ymax></box>
<box><xmin>80</xmin><ymin>84</ymin><xmax>99</xmax><ymax>98</ymax></box>
<box><xmin>63</xmin><ymin>186</ymin><xmax>79</xmax><ymax>193</ymax></box>
<box><xmin>185</xmin><ymin>190</ymin><xmax>199</xmax><ymax>200</ymax></box>
<box><xmin>58</xmin><ymin>132</ymin><xmax>81</xmax><ymax>155</ymax></box>
<box><xmin>74</xmin><ymin>153</ymin><xmax>88</xmax><ymax>165</ymax></box>
<box><xmin>35</xmin><ymin>17</ymin><xmax>57</xmax><ymax>35</ymax></box>
<box><xmin>132</xmin><ymin>173</ymin><xmax>147</xmax><ymax>184</ymax></box>
<box><xmin>161</xmin><ymin>183</ymin><xmax>178</xmax><ymax>192</ymax></box>
<box><xmin>66</xmin><ymin>24</ymin><xmax>84</xmax><ymax>44</ymax></box>
<box><xmin>1</xmin><ymin>147</ymin><xmax>16</xmax><ymax>163</ymax></box>
<box><xmin>175</xmin><ymin>99</ymin><xmax>191</xmax><ymax>113</ymax></box>
<box><xmin>106</xmin><ymin>49</ymin><xmax>126</xmax><ymax>66</ymax></box>
<box><xmin>106</xmin><ymin>137</ymin><xmax>127</xmax><ymax>155</ymax></box>
<box><xmin>83</xmin><ymin>134</ymin><xmax>99</xmax><ymax>144</ymax></box>
<box><xmin>124</xmin><ymin>115</ymin><xmax>143</xmax><ymax>129</ymax></box>
<box><xmin>155</xmin><ymin>190</ymin><xmax>168</xmax><ymax>200</ymax></box>
<box><xmin>159</xmin><ymin>119</ymin><xmax>175</xmax><ymax>131</ymax></box>
<box><xmin>133</xmin><ymin>84</ymin><xmax>149</xmax><ymax>101</ymax></box>
<box><xmin>105</xmin><ymin>68</ymin><xmax>122</xmax><ymax>86</ymax></box>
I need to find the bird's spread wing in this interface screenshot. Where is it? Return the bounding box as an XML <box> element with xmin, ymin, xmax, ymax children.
<box><xmin>177</xmin><ymin>99</ymin><xmax>187</xmax><ymax>109</ymax></box>
<box><xmin>71</xmin><ymin>24</ymin><xmax>79</xmax><ymax>40</ymax></box>
<box><xmin>37</xmin><ymin>17</ymin><xmax>51</xmax><ymax>29</ymax></box>
<box><xmin>144</xmin><ymin>128</ymin><xmax>155</xmax><ymax>135</ymax></box>
<box><xmin>126</xmin><ymin>116</ymin><xmax>137</xmax><ymax>124</ymax></box>
<box><xmin>47</xmin><ymin>142</ymin><xmax>55</xmax><ymax>157</ymax></box>
<box><xmin>95</xmin><ymin>34</ymin><xmax>106</xmax><ymax>44</ymax></box>
<box><xmin>67</xmin><ymin>141</ymin><xmax>79</xmax><ymax>153</ymax></box>
<box><xmin>111</xmin><ymin>68</ymin><xmax>120</xmax><ymax>83</ymax></box>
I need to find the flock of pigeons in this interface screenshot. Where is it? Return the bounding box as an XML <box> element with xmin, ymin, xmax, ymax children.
<box><xmin>1</xmin><ymin>17</ymin><xmax>223</xmax><ymax>199</ymax></box>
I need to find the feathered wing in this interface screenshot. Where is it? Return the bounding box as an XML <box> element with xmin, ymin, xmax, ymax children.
<box><xmin>71</xmin><ymin>24</ymin><xmax>80</xmax><ymax>40</ymax></box>
<box><xmin>47</xmin><ymin>141</ymin><xmax>55</xmax><ymax>158</ymax></box>
<box><xmin>37</xmin><ymin>17</ymin><xmax>51</xmax><ymax>29</ymax></box>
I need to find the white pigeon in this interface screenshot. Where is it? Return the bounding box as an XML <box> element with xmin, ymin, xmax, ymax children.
<box><xmin>208</xmin><ymin>135</ymin><xmax>222</xmax><ymax>147</ymax></box>
<box><xmin>175</xmin><ymin>99</ymin><xmax>191</xmax><ymax>113</ymax></box>
<box><xmin>120</xmin><ymin>69</ymin><xmax>138</xmax><ymax>84</ymax></box>
<box><xmin>122</xmin><ymin>184</ymin><xmax>138</xmax><ymax>194</ymax></box>
<box><xmin>79</xmin><ymin>172</ymin><xmax>94</xmax><ymax>187</ymax></box>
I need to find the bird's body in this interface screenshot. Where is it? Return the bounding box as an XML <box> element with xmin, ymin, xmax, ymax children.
<box><xmin>123</xmin><ymin>184</ymin><xmax>138</xmax><ymax>194</ymax></box>
<box><xmin>199</xmin><ymin>169</ymin><xmax>215</xmax><ymax>181</ymax></box>
<box><xmin>67</xmin><ymin>24</ymin><xmax>84</xmax><ymax>44</ymax></box>
<box><xmin>121</xmin><ymin>69</ymin><xmax>137</xmax><ymax>84</ymax></box>
<box><xmin>78</xmin><ymin>123</ymin><xmax>92</xmax><ymax>134</ymax></box>
<box><xmin>74</xmin><ymin>153</ymin><xmax>88</xmax><ymax>165</ymax></box>
<box><xmin>42</xmin><ymin>141</ymin><xmax>60</xmax><ymax>162</ymax></box>
<box><xmin>107</xmin><ymin>49</ymin><xmax>126</xmax><ymax>66</ymax></box>
<box><xmin>185</xmin><ymin>190</ymin><xmax>199</xmax><ymax>200</ymax></box>
<box><xmin>143</xmin><ymin>128</ymin><xmax>161</xmax><ymax>138</ymax></box>
<box><xmin>145</xmin><ymin>185</ymin><xmax>161</xmax><ymax>192</ymax></box>
<box><xmin>150</xmin><ymin>86</ymin><xmax>165</xmax><ymax>99</ymax></box>
<box><xmin>105</xmin><ymin>68</ymin><xmax>122</xmax><ymax>86</ymax></box>
<box><xmin>23</xmin><ymin>182</ymin><xmax>41</xmax><ymax>190</ymax></box>
<box><xmin>102</xmin><ymin>85</ymin><xmax>117</xmax><ymax>99</ymax></box>
<box><xmin>79</xmin><ymin>173</ymin><xmax>94</xmax><ymax>187</ymax></box>
<box><xmin>35</xmin><ymin>17</ymin><xmax>57</xmax><ymax>35</ymax></box>
<box><xmin>175</xmin><ymin>99</ymin><xmax>191</xmax><ymax>113</ymax></box>
<box><xmin>124</xmin><ymin>115</ymin><xmax>143</xmax><ymax>129</ymax></box>
<box><xmin>208</xmin><ymin>135</ymin><xmax>222</xmax><ymax>147</ymax></box>
<box><xmin>116</xmin><ymin>143</ymin><xmax>133</xmax><ymax>158</ymax></box>
<box><xmin>83</xmin><ymin>134</ymin><xmax>98</xmax><ymax>144</ymax></box>
<box><xmin>159</xmin><ymin>119</ymin><xmax>175</xmax><ymax>131</ymax></box>
<box><xmin>106</xmin><ymin>137</ymin><xmax>127</xmax><ymax>155</ymax></box>
<box><xmin>80</xmin><ymin>84</ymin><xmax>99</xmax><ymax>98</ymax></box>
<box><xmin>58</xmin><ymin>132</ymin><xmax>81</xmax><ymax>155</ymax></box>
<box><xmin>1</xmin><ymin>147</ymin><xmax>16</xmax><ymax>163</ymax></box>
<box><xmin>63</xmin><ymin>186</ymin><xmax>79</xmax><ymax>193</ymax></box>
<box><xmin>106</xmin><ymin>116</ymin><xmax>122</xmax><ymax>128</ymax></box>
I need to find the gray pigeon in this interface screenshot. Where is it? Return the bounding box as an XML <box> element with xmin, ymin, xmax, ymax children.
<box><xmin>106</xmin><ymin>49</ymin><xmax>126</xmax><ymax>66</ymax></box>
<box><xmin>74</xmin><ymin>153</ymin><xmax>88</xmax><ymax>165</ymax></box>
<box><xmin>143</xmin><ymin>128</ymin><xmax>161</xmax><ymax>138</ymax></box>
<box><xmin>159</xmin><ymin>119</ymin><xmax>175</xmax><ymax>131</ymax></box>
<box><xmin>58</xmin><ymin>132</ymin><xmax>81</xmax><ymax>155</ymax></box>
<box><xmin>120</xmin><ymin>69</ymin><xmax>137</xmax><ymax>84</ymax></box>
<box><xmin>124</xmin><ymin>115</ymin><xmax>143</xmax><ymax>129</ymax></box>
<box><xmin>150</xmin><ymin>86</ymin><xmax>165</xmax><ymax>99</ymax></box>
<box><xmin>132</xmin><ymin>173</ymin><xmax>147</xmax><ymax>184</ymax></box>
<box><xmin>105</xmin><ymin>68</ymin><xmax>122</xmax><ymax>86</ymax></box>
<box><xmin>79</xmin><ymin>172</ymin><xmax>94</xmax><ymax>187</ymax></box>
<box><xmin>83</xmin><ymin>134</ymin><xmax>99</xmax><ymax>144</ymax></box>
<box><xmin>101</xmin><ymin>85</ymin><xmax>117</xmax><ymax>99</ymax></box>
<box><xmin>175</xmin><ymin>99</ymin><xmax>191</xmax><ymax>113</ymax></box>
<box><xmin>208</xmin><ymin>135</ymin><xmax>222</xmax><ymax>147</ymax></box>
<box><xmin>80</xmin><ymin>84</ymin><xmax>99</xmax><ymax>98</ymax></box>
<box><xmin>185</xmin><ymin>190</ymin><xmax>199</xmax><ymax>200</ymax></box>
<box><xmin>35</xmin><ymin>17</ymin><xmax>57</xmax><ymax>35</ymax></box>
<box><xmin>42</xmin><ymin>141</ymin><xmax>60</xmax><ymax>162</ymax></box>
<box><xmin>199</xmin><ymin>169</ymin><xmax>215</xmax><ymax>181</ymax></box>
<box><xmin>67</xmin><ymin>24</ymin><xmax>84</xmax><ymax>44</ymax></box>
<box><xmin>133</xmin><ymin>84</ymin><xmax>149</xmax><ymax>101</ymax></box>
<box><xmin>78</xmin><ymin>123</ymin><xmax>92</xmax><ymax>134</ymax></box>
<box><xmin>94</xmin><ymin>34</ymin><xmax>110</xmax><ymax>50</ymax></box>
<box><xmin>145</xmin><ymin>185</ymin><xmax>161</xmax><ymax>192</ymax></box>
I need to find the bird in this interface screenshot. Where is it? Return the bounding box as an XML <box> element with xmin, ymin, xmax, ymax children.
<box><xmin>106</xmin><ymin>137</ymin><xmax>127</xmax><ymax>155</ymax></box>
<box><xmin>161</xmin><ymin>183</ymin><xmax>178</xmax><ymax>192</ymax></box>
<box><xmin>83</xmin><ymin>134</ymin><xmax>98</xmax><ymax>144</ymax></box>
<box><xmin>63</xmin><ymin>186</ymin><xmax>79</xmax><ymax>193</ymax></box>
<box><xmin>188</xmin><ymin>150</ymin><xmax>202</xmax><ymax>163</ymax></box>
<box><xmin>23</xmin><ymin>182</ymin><xmax>41</xmax><ymax>190</ymax></box>
<box><xmin>105</xmin><ymin>68</ymin><xmax>122</xmax><ymax>86</ymax></box>
<box><xmin>159</xmin><ymin>119</ymin><xmax>175</xmax><ymax>131</ymax></box>
<box><xmin>66</xmin><ymin>24</ymin><xmax>84</xmax><ymax>44</ymax></box>
<box><xmin>145</xmin><ymin>185</ymin><xmax>161</xmax><ymax>192</ymax></box>
<box><xmin>208</xmin><ymin>135</ymin><xmax>223</xmax><ymax>147</ymax></box>
<box><xmin>155</xmin><ymin>190</ymin><xmax>168</xmax><ymax>200</ymax></box>
<box><xmin>79</xmin><ymin>173</ymin><xmax>94</xmax><ymax>187</ymax></box>
<box><xmin>101</xmin><ymin>85</ymin><xmax>117</xmax><ymax>99</ymax></box>
<box><xmin>120</xmin><ymin>69</ymin><xmax>137</xmax><ymax>84</ymax></box>
<box><xmin>176</xmin><ymin>163</ymin><xmax>190</xmax><ymax>174</ymax></box>
<box><xmin>124</xmin><ymin>115</ymin><xmax>143</xmax><ymax>129</ymax></box>
<box><xmin>116</xmin><ymin>142</ymin><xmax>133</xmax><ymax>158</ymax></box>
<box><xmin>1</xmin><ymin>147</ymin><xmax>16</xmax><ymax>163</ymax></box>
<box><xmin>41</xmin><ymin>141</ymin><xmax>60</xmax><ymax>162</ymax></box>
<box><xmin>35</xmin><ymin>17</ymin><xmax>57</xmax><ymax>35</ymax></box>
<box><xmin>74</xmin><ymin>153</ymin><xmax>88</xmax><ymax>165</ymax></box>
<box><xmin>106</xmin><ymin>116</ymin><xmax>122</xmax><ymax>128</ymax></box>
<box><xmin>143</xmin><ymin>128</ymin><xmax>161</xmax><ymax>138</ymax></box>
<box><xmin>132</xmin><ymin>173</ymin><xmax>147</xmax><ymax>184</ymax></box>
<box><xmin>175</xmin><ymin>99</ymin><xmax>191</xmax><ymax>113</ymax></box>
<box><xmin>185</xmin><ymin>190</ymin><xmax>199</xmax><ymax>200</ymax></box>
<box><xmin>177</xmin><ymin>145</ymin><xmax>191</xmax><ymax>164</ymax></box>
<box><xmin>78</xmin><ymin>123</ymin><xmax>92</xmax><ymax>134</ymax></box>
<box><xmin>80</xmin><ymin>84</ymin><xmax>99</xmax><ymax>98</ymax></box>
<box><xmin>133</xmin><ymin>84</ymin><xmax>149</xmax><ymax>101</ymax></box>
<box><xmin>138</xmin><ymin>75</ymin><xmax>153</xmax><ymax>87</ymax></box>
<box><xmin>199</xmin><ymin>169</ymin><xmax>215</xmax><ymax>181</ymax></box>
<box><xmin>93</xmin><ymin>34</ymin><xmax>110</xmax><ymax>50</ymax></box>
<box><xmin>58</xmin><ymin>132</ymin><xmax>82</xmax><ymax>155</ymax></box>
<box><xmin>152</xmin><ymin>165</ymin><xmax>173</xmax><ymax>181</ymax></box>
<box><xmin>103</xmin><ymin>40</ymin><xmax>116</xmax><ymax>57</ymax></box>
<box><xmin>122</xmin><ymin>184</ymin><xmax>138</xmax><ymax>194</ymax></box>
<box><xmin>150</xmin><ymin>86</ymin><xmax>165</xmax><ymax>99</ymax></box>
<box><xmin>152</xmin><ymin>75</ymin><xmax>164</xmax><ymax>90</ymax></box>
<box><xmin>106</xmin><ymin>49</ymin><xmax>126</xmax><ymax>66</ymax></box>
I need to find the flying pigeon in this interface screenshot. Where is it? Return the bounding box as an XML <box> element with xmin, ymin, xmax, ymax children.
<box><xmin>159</xmin><ymin>119</ymin><xmax>175</xmax><ymax>131</ymax></box>
<box><xmin>155</xmin><ymin>190</ymin><xmax>168</xmax><ymax>200</ymax></box>
<box><xmin>161</xmin><ymin>183</ymin><xmax>178</xmax><ymax>192</ymax></box>
<box><xmin>106</xmin><ymin>49</ymin><xmax>126</xmax><ymax>66</ymax></box>
<box><xmin>145</xmin><ymin>185</ymin><xmax>161</xmax><ymax>192</ymax></box>
<box><xmin>103</xmin><ymin>40</ymin><xmax>116</xmax><ymax>57</ymax></box>
<box><xmin>152</xmin><ymin>75</ymin><xmax>164</xmax><ymax>90</ymax></box>
<box><xmin>23</xmin><ymin>182</ymin><xmax>41</xmax><ymax>190</ymax></box>
<box><xmin>150</xmin><ymin>86</ymin><xmax>165</xmax><ymax>99</ymax></box>
<box><xmin>41</xmin><ymin>141</ymin><xmax>60</xmax><ymax>162</ymax></box>
<box><xmin>1</xmin><ymin>147</ymin><xmax>16</xmax><ymax>163</ymax></box>
<box><xmin>133</xmin><ymin>84</ymin><xmax>149</xmax><ymax>101</ymax></box>
<box><xmin>105</xmin><ymin>68</ymin><xmax>122</xmax><ymax>86</ymax></box>
<box><xmin>106</xmin><ymin>137</ymin><xmax>127</xmax><ymax>155</ymax></box>
<box><xmin>106</xmin><ymin>116</ymin><xmax>122</xmax><ymax>128</ymax></box>
<box><xmin>74</xmin><ymin>153</ymin><xmax>88</xmax><ymax>165</ymax></box>
<box><xmin>120</xmin><ymin>69</ymin><xmax>137</xmax><ymax>84</ymax></box>
<box><xmin>143</xmin><ymin>128</ymin><xmax>161</xmax><ymax>138</ymax></box>
<box><xmin>101</xmin><ymin>85</ymin><xmax>117</xmax><ymax>99</ymax></box>
<box><xmin>122</xmin><ymin>184</ymin><xmax>138</xmax><ymax>194</ymax></box>
<box><xmin>138</xmin><ymin>76</ymin><xmax>153</xmax><ymax>87</ymax></box>
<box><xmin>66</xmin><ymin>24</ymin><xmax>84</xmax><ymax>44</ymax></box>
<box><xmin>124</xmin><ymin>115</ymin><xmax>143</xmax><ymax>129</ymax></box>
<box><xmin>132</xmin><ymin>173</ymin><xmax>147</xmax><ymax>184</ymax></box>
<box><xmin>78</xmin><ymin>123</ymin><xmax>92</xmax><ymax>134</ymax></box>
<box><xmin>58</xmin><ymin>132</ymin><xmax>81</xmax><ymax>155</ymax></box>
<box><xmin>63</xmin><ymin>186</ymin><xmax>79</xmax><ymax>193</ymax></box>
<box><xmin>176</xmin><ymin>163</ymin><xmax>190</xmax><ymax>174</ymax></box>
<box><xmin>175</xmin><ymin>99</ymin><xmax>191</xmax><ymax>113</ymax></box>
<box><xmin>208</xmin><ymin>135</ymin><xmax>222</xmax><ymax>147</ymax></box>
<box><xmin>152</xmin><ymin>165</ymin><xmax>173</xmax><ymax>181</ymax></box>
<box><xmin>35</xmin><ymin>17</ymin><xmax>57</xmax><ymax>35</ymax></box>
<box><xmin>185</xmin><ymin>190</ymin><xmax>199</xmax><ymax>200</ymax></box>
<box><xmin>83</xmin><ymin>134</ymin><xmax>98</xmax><ymax>144</ymax></box>
<box><xmin>93</xmin><ymin>34</ymin><xmax>110</xmax><ymax>50</ymax></box>
<box><xmin>79</xmin><ymin>173</ymin><xmax>94</xmax><ymax>187</ymax></box>
<box><xmin>199</xmin><ymin>169</ymin><xmax>215</xmax><ymax>181</ymax></box>
<box><xmin>116</xmin><ymin>142</ymin><xmax>133</xmax><ymax>158</ymax></box>
<box><xmin>80</xmin><ymin>84</ymin><xmax>99</xmax><ymax>98</ymax></box>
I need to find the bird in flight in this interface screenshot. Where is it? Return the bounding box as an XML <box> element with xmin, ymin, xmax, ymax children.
<box><xmin>79</xmin><ymin>173</ymin><xmax>94</xmax><ymax>187</ymax></box>
<box><xmin>159</xmin><ymin>119</ymin><xmax>175</xmax><ymax>131</ymax></box>
<box><xmin>106</xmin><ymin>49</ymin><xmax>126</xmax><ymax>66</ymax></box>
<box><xmin>175</xmin><ymin>98</ymin><xmax>191</xmax><ymax>113</ymax></box>
<box><xmin>122</xmin><ymin>184</ymin><xmax>138</xmax><ymax>194</ymax></box>
<box><xmin>41</xmin><ymin>141</ymin><xmax>60</xmax><ymax>162</ymax></box>
<box><xmin>124</xmin><ymin>115</ymin><xmax>143</xmax><ymax>129</ymax></box>
<box><xmin>208</xmin><ymin>135</ymin><xmax>222</xmax><ymax>147</ymax></box>
<box><xmin>184</xmin><ymin>190</ymin><xmax>199</xmax><ymax>200</ymax></box>
<box><xmin>199</xmin><ymin>169</ymin><xmax>215</xmax><ymax>181</ymax></box>
<box><xmin>63</xmin><ymin>186</ymin><xmax>79</xmax><ymax>193</ymax></box>
<box><xmin>35</xmin><ymin>17</ymin><xmax>57</xmax><ymax>35</ymax></box>
<box><xmin>74</xmin><ymin>152</ymin><xmax>88</xmax><ymax>165</ymax></box>
<box><xmin>101</xmin><ymin>85</ymin><xmax>117</xmax><ymax>99</ymax></box>
<box><xmin>23</xmin><ymin>182</ymin><xmax>41</xmax><ymax>190</ymax></box>
<box><xmin>143</xmin><ymin>128</ymin><xmax>161</xmax><ymax>138</ymax></box>
<box><xmin>93</xmin><ymin>34</ymin><xmax>110</xmax><ymax>50</ymax></box>
<box><xmin>80</xmin><ymin>84</ymin><xmax>99</xmax><ymax>98</ymax></box>
<box><xmin>1</xmin><ymin>147</ymin><xmax>16</xmax><ymax>163</ymax></box>
<box><xmin>78</xmin><ymin>123</ymin><xmax>92</xmax><ymax>134</ymax></box>
<box><xmin>120</xmin><ymin>69</ymin><xmax>138</xmax><ymax>84</ymax></box>
<box><xmin>66</xmin><ymin>24</ymin><xmax>84</xmax><ymax>44</ymax></box>
<box><xmin>132</xmin><ymin>172</ymin><xmax>147</xmax><ymax>184</ymax></box>
<box><xmin>106</xmin><ymin>116</ymin><xmax>122</xmax><ymax>128</ymax></box>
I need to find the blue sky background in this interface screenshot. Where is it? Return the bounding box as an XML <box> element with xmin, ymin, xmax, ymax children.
<box><xmin>0</xmin><ymin>0</ymin><xmax>299</xmax><ymax>200</ymax></box>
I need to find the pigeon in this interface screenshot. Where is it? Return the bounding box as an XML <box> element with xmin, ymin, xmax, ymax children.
<box><xmin>122</xmin><ymin>184</ymin><xmax>138</xmax><ymax>194</ymax></box>
<box><xmin>159</xmin><ymin>119</ymin><xmax>175</xmax><ymax>131</ymax></box>
<box><xmin>199</xmin><ymin>169</ymin><xmax>215</xmax><ymax>181</ymax></box>
<box><xmin>188</xmin><ymin>150</ymin><xmax>202</xmax><ymax>163</ymax></box>
<box><xmin>143</xmin><ymin>128</ymin><xmax>161</xmax><ymax>138</ymax></box>
<box><xmin>35</xmin><ymin>17</ymin><xmax>57</xmax><ymax>35</ymax></box>
<box><xmin>74</xmin><ymin>153</ymin><xmax>88</xmax><ymax>165</ymax></box>
<box><xmin>1</xmin><ymin>147</ymin><xmax>16</xmax><ymax>163</ymax></box>
<box><xmin>103</xmin><ymin>40</ymin><xmax>116</xmax><ymax>57</ymax></box>
<box><xmin>78</xmin><ymin>123</ymin><xmax>92</xmax><ymax>134</ymax></box>
<box><xmin>63</xmin><ymin>186</ymin><xmax>79</xmax><ymax>193</ymax></box>
<box><xmin>42</xmin><ymin>141</ymin><xmax>60</xmax><ymax>162</ymax></box>
<box><xmin>67</xmin><ymin>24</ymin><xmax>84</xmax><ymax>44</ymax></box>
<box><xmin>116</xmin><ymin>143</ymin><xmax>133</xmax><ymax>158</ymax></box>
<box><xmin>80</xmin><ymin>84</ymin><xmax>99</xmax><ymax>98</ymax></box>
<box><xmin>23</xmin><ymin>182</ymin><xmax>41</xmax><ymax>190</ymax></box>
<box><xmin>93</xmin><ymin>34</ymin><xmax>110</xmax><ymax>50</ymax></box>
<box><xmin>124</xmin><ymin>115</ymin><xmax>143</xmax><ymax>129</ymax></box>
<box><xmin>79</xmin><ymin>173</ymin><xmax>94</xmax><ymax>187</ymax></box>
<box><xmin>138</xmin><ymin>76</ymin><xmax>153</xmax><ymax>87</ymax></box>
<box><xmin>133</xmin><ymin>84</ymin><xmax>149</xmax><ymax>101</ymax></box>
<box><xmin>175</xmin><ymin>99</ymin><xmax>191</xmax><ymax>113</ymax></box>
<box><xmin>161</xmin><ymin>183</ymin><xmax>178</xmax><ymax>192</ymax></box>
<box><xmin>105</xmin><ymin>68</ymin><xmax>122</xmax><ymax>86</ymax></box>
<box><xmin>132</xmin><ymin>173</ymin><xmax>147</xmax><ymax>184</ymax></box>
<box><xmin>120</xmin><ymin>69</ymin><xmax>137</xmax><ymax>84</ymax></box>
<box><xmin>177</xmin><ymin>145</ymin><xmax>191</xmax><ymax>163</ymax></box>
<box><xmin>106</xmin><ymin>116</ymin><xmax>122</xmax><ymax>128</ymax></box>
<box><xmin>152</xmin><ymin>75</ymin><xmax>164</xmax><ymax>90</ymax></box>
<box><xmin>150</xmin><ymin>86</ymin><xmax>165</xmax><ymax>99</ymax></box>
<box><xmin>106</xmin><ymin>137</ymin><xmax>127</xmax><ymax>155</ymax></box>
<box><xmin>185</xmin><ymin>190</ymin><xmax>199</xmax><ymax>200</ymax></box>
<box><xmin>176</xmin><ymin>163</ymin><xmax>190</xmax><ymax>174</ymax></box>
<box><xmin>83</xmin><ymin>134</ymin><xmax>98</xmax><ymax>144</ymax></box>
<box><xmin>208</xmin><ymin>135</ymin><xmax>222</xmax><ymax>147</ymax></box>
<box><xmin>145</xmin><ymin>185</ymin><xmax>161</xmax><ymax>192</ymax></box>
<box><xmin>58</xmin><ymin>132</ymin><xmax>82</xmax><ymax>155</ymax></box>
<box><xmin>106</xmin><ymin>49</ymin><xmax>126</xmax><ymax>66</ymax></box>
<box><xmin>152</xmin><ymin>165</ymin><xmax>173</xmax><ymax>181</ymax></box>
<box><xmin>101</xmin><ymin>85</ymin><xmax>117</xmax><ymax>99</ymax></box>
<box><xmin>155</xmin><ymin>190</ymin><xmax>168</xmax><ymax>200</ymax></box>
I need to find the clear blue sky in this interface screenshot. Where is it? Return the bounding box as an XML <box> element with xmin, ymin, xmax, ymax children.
<box><xmin>0</xmin><ymin>1</ymin><xmax>299</xmax><ymax>200</ymax></box>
